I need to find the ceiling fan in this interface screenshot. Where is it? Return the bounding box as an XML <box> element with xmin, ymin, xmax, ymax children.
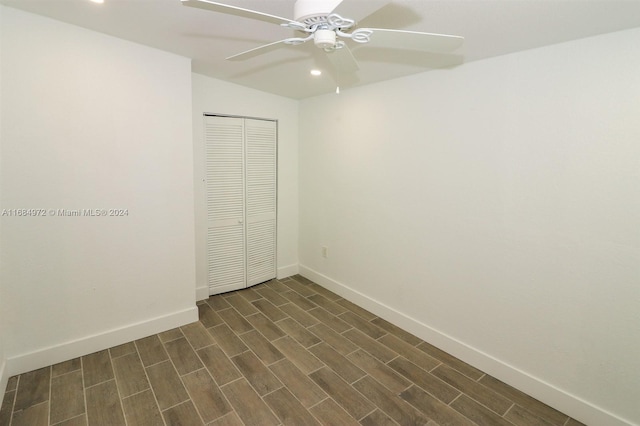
<box><xmin>181</xmin><ymin>0</ymin><xmax>464</xmax><ymax>74</ymax></box>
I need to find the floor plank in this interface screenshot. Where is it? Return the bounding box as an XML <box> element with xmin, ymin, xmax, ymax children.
<box><xmin>145</xmin><ymin>361</ymin><xmax>189</xmax><ymax>410</ymax></box>
<box><xmin>309</xmin><ymin>367</ymin><xmax>374</xmax><ymax>420</ymax></box>
<box><xmin>50</xmin><ymin>370</ymin><xmax>85</xmax><ymax>424</ymax></box>
<box><xmin>85</xmin><ymin>380</ymin><xmax>125</xmax><ymax>426</ymax></box>
<box><xmin>263</xmin><ymin>388</ymin><xmax>321</xmax><ymax>426</ymax></box>
<box><xmin>112</xmin><ymin>352</ymin><xmax>149</xmax><ymax>398</ymax></box>
<box><xmin>121</xmin><ymin>389</ymin><xmax>163</xmax><ymax>426</ymax></box>
<box><xmin>230</xmin><ymin>351</ymin><xmax>283</xmax><ymax>396</ymax></box>
<box><xmin>13</xmin><ymin>367</ymin><xmax>50</xmax><ymax>412</ymax></box>
<box><xmin>182</xmin><ymin>369</ymin><xmax>232</xmax><ymax>423</ymax></box>
<box><xmin>220</xmin><ymin>379</ymin><xmax>279</xmax><ymax>426</ymax></box>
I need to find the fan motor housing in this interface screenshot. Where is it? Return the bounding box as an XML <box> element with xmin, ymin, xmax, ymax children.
<box><xmin>293</xmin><ymin>0</ymin><xmax>341</xmax><ymax>23</ymax></box>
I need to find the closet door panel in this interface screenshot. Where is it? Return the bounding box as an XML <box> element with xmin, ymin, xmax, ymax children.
<box><xmin>205</xmin><ymin>116</ymin><xmax>246</xmax><ymax>293</ymax></box>
<box><xmin>207</xmin><ymin>225</ymin><xmax>245</xmax><ymax>289</ymax></box>
<box><xmin>246</xmin><ymin>219</ymin><xmax>276</xmax><ymax>286</ymax></box>
<box><xmin>245</xmin><ymin>119</ymin><xmax>277</xmax><ymax>286</ymax></box>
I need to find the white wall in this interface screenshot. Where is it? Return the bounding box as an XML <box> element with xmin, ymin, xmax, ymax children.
<box><xmin>0</xmin><ymin>8</ymin><xmax>197</xmax><ymax>376</ymax></box>
<box><xmin>192</xmin><ymin>73</ymin><xmax>299</xmax><ymax>298</ymax></box>
<box><xmin>299</xmin><ymin>28</ymin><xmax>640</xmax><ymax>426</ymax></box>
<box><xmin>0</xmin><ymin>4</ymin><xmax>7</xmax><ymax>396</ymax></box>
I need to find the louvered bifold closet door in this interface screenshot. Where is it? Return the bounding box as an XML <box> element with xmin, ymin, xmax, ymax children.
<box><xmin>245</xmin><ymin>119</ymin><xmax>277</xmax><ymax>286</ymax></box>
<box><xmin>205</xmin><ymin>116</ymin><xmax>246</xmax><ymax>293</ymax></box>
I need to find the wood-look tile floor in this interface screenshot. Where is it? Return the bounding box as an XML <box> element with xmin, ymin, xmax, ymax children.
<box><xmin>0</xmin><ymin>275</ymin><xmax>585</xmax><ymax>426</ymax></box>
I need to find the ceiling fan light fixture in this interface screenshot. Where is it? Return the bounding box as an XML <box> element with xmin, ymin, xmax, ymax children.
<box><xmin>310</xmin><ymin>69</ymin><xmax>322</xmax><ymax>76</ymax></box>
<box><xmin>314</xmin><ymin>29</ymin><xmax>336</xmax><ymax>49</ymax></box>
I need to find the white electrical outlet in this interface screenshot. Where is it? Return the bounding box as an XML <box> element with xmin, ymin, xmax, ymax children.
<box><xmin>321</xmin><ymin>246</ymin><xmax>328</xmax><ymax>258</ymax></box>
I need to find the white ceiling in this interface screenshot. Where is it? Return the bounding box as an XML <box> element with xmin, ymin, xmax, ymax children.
<box><xmin>4</xmin><ymin>0</ymin><xmax>640</xmax><ymax>99</ymax></box>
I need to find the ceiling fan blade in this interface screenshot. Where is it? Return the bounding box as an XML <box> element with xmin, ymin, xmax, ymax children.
<box><xmin>181</xmin><ymin>0</ymin><xmax>298</xmax><ymax>26</ymax></box>
<box><xmin>226</xmin><ymin>39</ymin><xmax>293</xmax><ymax>61</ymax></box>
<box><xmin>325</xmin><ymin>44</ymin><xmax>359</xmax><ymax>73</ymax></box>
<box><xmin>332</xmin><ymin>0</ymin><xmax>389</xmax><ymax>24</ymax></box>
<box><xmin>361</xmin><ymin>28</ymin><xmax>464</xmax><ymax>52</ymax></box>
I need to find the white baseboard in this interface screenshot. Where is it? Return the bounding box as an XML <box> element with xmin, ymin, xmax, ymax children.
<box><xmin>196</xmin><ymin>285</ymin><xmax>209</xmax><ymax>301</ymax></box>
<box><xmin>299</xmin><ymin>265</ymin><xmax>635</xmax><ymax>426</ymax></box>
<box><xmin>4</xmin><ymin>306</ymin><xmax>198</xmax><ymax>378</ymax></box>
<box><xmin>277</xmin><ymin>263</ymin><xmax>299</xmax><ymax>280</ymax></box>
